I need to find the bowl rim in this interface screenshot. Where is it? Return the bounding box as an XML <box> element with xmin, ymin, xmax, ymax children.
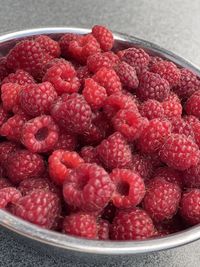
<box><xmin>0</xmin><ymin>27</ymin><xmax>200</xmax><ymax>255</ymax></box>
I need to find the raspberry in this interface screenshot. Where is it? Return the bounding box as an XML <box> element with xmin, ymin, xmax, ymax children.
<box><xmin>153</xmin><ymin>167</ymin><xmax>183</xmax><ymax>188</ymax></box>
<box><xmin>21</xmin><ymin>115</ymin><xmax>59</xmax><ymax>153</ymax></box>
<box><xmin>59</xmin><ymin>33</ymin><xmax>80</xmax><ymax>58</ymax></box>
<box><xmin>13</xmin><ymin>189</ymin><xmax>61</xmax><ymax>229</ymax></box>
<box><xmin>48</xmin><ymin>150</ymin><xmax>84</xmax><ymax>185</ymax></box>
<box><xmin>143</xmin><ymin>177</ymin><xmax>181</xmax><ymax>222</ymax></box>
<box><xmin>101</xmin><ymin>202</ymin><xmax>116</xmax><ymax>223</ymax></box>
<box><xmin>87</xmin><ymin>53</ymin><xmax>113</xmax><ymax>73</ymax></box>
<box><xmin>103</xmin><ymin>51</ymin><xmax>119</xmax><ymax>67</ymax></box>
<box><xmin>136</xmin><ymin>71</ymin><xmax>170</xmax><ymax>101</ymax></box>
<box><xmin>162</xmin><ymin>99</ymin><xmax>182</xmax><ymax>120</ymax></box>
<box><xmin>43</xmin><ymin>62</ymin><xmax>80</xmax><ymax>95</ymax></box>
<box><xmin>160</xmin><ymin>134</ymin><xmax>200</xmax><ymax>170</ymax></box>
<box><xmin>68</xmin><ymin>34</ymin><xmax>101</xmax><ymax>64</ymax></box>
<box><xmin>53</xmin><ymin>132</ymin><xmax>77</xmax><ymax>151</ymax></box>
<box><xmin>186</xmin><ymin>121</ymin><xmax>200</xmax><ymax>148</ymax></box>
<box><xmin>122</xmin><ymin>47</ymin><xmax>150</xmax><ymax>74</ymax></box>
<box><xmin>93</xmin><ymin>67</ymin><xmax>122</xmax><ymax>95</ymax></box>
<box><xmin>83</xmin><ymin>78</ymin><xmax>107</xmax><ymax>110</ymax></box>
<box><xmin>184</xmin><ymin>115</ymin><xmax>200</xmax><ymax>126</ymax></box>
<box><xmin>97</xmin><ymin>132</ymin><xmax>132</xmax><ymax>169</ymax></box>
<box><xmin>131</xmin><ymin>154</ymin><xmax>153</xmax><ymax>180</ymax></box>
<box><xmin>0</xmin><ymin>141</ymin><xmax>18</xmax><ymax>168</ymax></box>
<box><xmin>174</xmin><ymin>69</ymin><xmax>200</xmax><ymax>99</ymax></box>
<box><xmin>97</xmin><ymin>219</ymin><xmax>109</xmax><ymax>240</ymax></box>
<box><xmin>19</xmin><ymin>81</ymin><xmax>57</xmax><ymax>117</ymax></box>
<box><xmin>92</xmin><ymin>25</ymin><xmax>114</xmax><ymax>51</ymax></box>
<box><xmin>35</xmin><ymin>35</ymin><xmax>61</xmax><ymax>58</ymax></box>
<box><xmin>139</xmin><ymin>100</ymin><xmax>165</xmax><ymax>120</ymax></box>
<box><xmin>0</xmin><ymin>105</ymin><xmax>9</xmax><ymax>127</ymax></box>
<box><xmin>148</xmin><ymin>56</ymin><xmax>163</xmax><ymax>69</ymax></box>
<box><xmin>170</xmin><ymin>117</ymin><xmax>194</xmax><ymax>138</ymax></box>
<box><xmin>0</xmin><ymin>187</ymin><xmax>22</xmax><ymax>209</ymax></box>
<box><xmin>116</xmin><ymin>50</ymin><xmax>126</xmax><ymax>59</ymax></box>
<box><xmin>0</xmin><ymin>114</ymin><xmax>28</xmax><ymax>142</ymax></box>
<box><xmin>41</xmin><ymin>58</ymin><xmax>68</xmax><ymax>75</ymax></box>
<box><xmin>110</xmin><ymin>168</ymin><xmax>145</xmax><ymax>209</ymax></box>
<box><xmin>112</xmin><ymin>109</ymin><xmax>148</xmax><ymax>141</ymax></box>
<box><xmin>0</xmin><ymin>177</ymin><xmax>12</xmax><ymax>189</ymax></box>
<box><xmin>51</xmin><ymin>93</ymin><xmax>92</xmax><ymax>134</ymax></box>
<box><xmin>6</xmin><ymin>40</ymin><xmax>52</xmax><ymax>78</ymax></box>
<box><xmin>186</xmin><ymin>91</ymin><xmax>200</xmax><ymax>119</ymax></box>
<box><xmin>151</xmin><ymin>61</ymin><xmax>181</xmax><ymax>87</ymax></box>
<box><xmin>6</xmin><ymin>149</ymin><xmax>45</xmax><ymax>184</ymax></box>
<box><xmin>114</xmin><ymin>61</ymin><xmax>139</xmax><ymax>90</ymax></box>
<box><xmin>63</xmin><ymin>212</ymin><xmax>98</xmax><ymax>239</ymax></box>
<box><xmin>63</xmin><ymin>163</ymin><xmax>114</xmax><ymax>211</ymax></box>
<box><xmin>76</xmin><ymin>66</ymin><xmax>91</xmax><ymax>86</ymax></box>
<box><xmin>103</xmin><ymin>93</ymin><xmax>138</xmax><ymax>119</ymax></box>
<box><xmin>138</xmin><ymin>119</ymin><xmax>171</xmax><ymax>154</ymax></box>
<box><xmin>110</xmin><ymin>208</ymin><xmax>155</xmax><ymax>240</ymax></box>
<box><xmin>2</xmin><ymin>69</ymin><xmax>35</xmax><ymax>85</ymax></box>
<box><xmin>183</xmin><ymin>163</ymin><xmax>200</xmax><ymax>188</ymax></box>
<box><xmin>80</xmin><ymin>146</ymin><xmax>101</xmax><ymax>165</ymax></box>
<box><xmin>154</xmin><ymin>216</ymin><xmax>184</xmax><ymax>236</ymax></box>
<box><xmin>0</xmin><ymin>57</ymin><xmax>10</xmax><ymax>82</ymax></box>
<box><xmin>1</xmin><ymin>83</ymin><xmax>22</xmax><ymax>112</ymax></box>
<box><xmin>180</xmin><ymin>189</ymin><xmax>200</xmax><ymax>225</ymax></box>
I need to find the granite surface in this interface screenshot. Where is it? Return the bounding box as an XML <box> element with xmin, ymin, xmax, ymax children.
<box><xmin>0</xmin><ymin>0</ymin><xmax>200</xmax><ymax>266</ymax></box>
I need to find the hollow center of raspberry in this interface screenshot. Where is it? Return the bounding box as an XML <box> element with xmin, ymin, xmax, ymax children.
<box><xmin>35</xmin><ymin>127</ymin><xmax>49</xmax><ymax>141</ymax></box>
<box><xmin>77</xmin><ymin>176</ymin><xmax>89</xmax><ymax>191</ymax></box>
<box><xmin>116</xmin><ymin>181</ymin><xmax>129</xmax><ymax>196</ymax></box>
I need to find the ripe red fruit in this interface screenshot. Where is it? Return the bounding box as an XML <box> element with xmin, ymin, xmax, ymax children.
<box><xmin>53</xmin><ymin>132</ymin><xmax>77</xmax><ymax>151</ymax></box>
<box><xmin>2</xmin><ymin>69</ymin><xmax>35</xmax><ymax>85</ymax></box>
<box><xmin>153</xmin><ymin>167</ymin><xmax>183</xmax><ymax>188</ymax></box>
<box><xmin>97</xmin><ymin>219</ymin><xmax>110</xmax><ymax>240</ymax></box>
<box><xmin>35</xmin><ymin>35</ymin><xmax>61</xmax><ymax>58</ymax></box>
<box><xmin>139</xmin><ymin>99</ymin><xmax>164</xmax><ymax>120</ymax></box>
<box><xmin>1</xmin><ymin>83</ymin><xmax>22</xmax><ymax>112</ymax></box>
<box><xmin>131</xmin><ymin>154</ymin><xmax>153</xmax><ymax>180</ymax></box>
<box><xmin>80</xmin><ymin>146</ymin><xmax>101</xmax><ymax>165</ymax></box>
<box><xmin>162</xmin><ymin>99</ymin><xmax>182</xmax><ymax>120</ymax></box>
<box><xmin>186</xmin><ymin>91</ymin><xmax>200</xmax><ymax>119</ymax></box>
<box><xmin>170</xmin><ymin>117</ymin><xmax>194</xmax><ymax>139</ymax></box>
<box><xmin>183</xmin><ymin>163</ymin><xmax>200</xmax><ymax>188</ymax></box>
<box><xmin>0</xmin><ymin>141</ymin><xmax>18</xmax><ymax>168</ymax></box>
<box><xmin>0</xmin><ymin>187</ymin><xmax>22</xmax><ymax>209</ymax></box>
<box><xmin>0</xmin><ymin>57</ymin><xmax>10</xmax><ymax>82</ymax></box>
<box><xmin>59</xmin><ymin>33</ymin><xmax>81</xmax><ymax>58</ymax></box>
<box><xmin>87</xmin><ymin>53</ymin><xmax>113</xmax><ymax>73</ymax></box>
<box><xmin>92</xmin><ymin>25</ymin><xmax>114</xmax><ymax>51</ymax></box>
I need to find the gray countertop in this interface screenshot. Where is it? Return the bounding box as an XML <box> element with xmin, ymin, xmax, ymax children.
<box><xmin>0</xmin><ymin>0</ymin><xmax>200</xmax><ymax>266</ymax></box>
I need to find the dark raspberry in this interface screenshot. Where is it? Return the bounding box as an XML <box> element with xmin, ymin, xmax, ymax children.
<box><xmin>97</xmin><ymin>219</ymin><xmax>109</xmax><ymax>240</ymax></box>
<box><xmin>0</xmin><ymin>141</ymin><xmax>18</xmax><ymax>168</ymax></box>
<box><xmin>1</xmin><ymin>83</ymin><xmax>22</xmax><ymax>112</ymax></box>
<box><xmin>137</xmin><ymin>71</ymin><xmax>170</xmax><ymax>101</ymax></box>
<box><xmin>162</xmin><ymin>99</ymin><xmax>182</xmax><ymax>120</ymax></box>
<box><xmin>143</xmin><ymin>177</ymin><xmax>181</xmax><ymax>222</ymax></box>
<box><xmin>0</xmin><ymin>187</ymin><xmax>22</xmax><ymax>209</ymax></box>
<box><xmin>35</xmin><ymin>35</ymin><xmax>61</xmax><ymax>58</ymax></box>
<box><xmin>51</xmin><ymin>93</ymin><xmax>92</xmax><ymax>134</ymax></box>
<box><xmin>110</xmin><ymin>208</ymin><xmax>155</xmax><ymax>240</ymax></box>
<box><xmin>0</xmin><ymin>57</ymin><xmax>10</xmax><ymax>82</ymax></box>
<box><xmin>21</xmin><ymin>115</ymin><xmax>59</xmax><ymax>153</ymax></box>
<box><xmin>153</xmin><ymin>167</ymin><xmax>183</xmax><ymax>188</ymax></box>
<box><xmin>154</xmin><ymin>216</ymin><xmax>184</xmax><ymax>237</ymax></box>
<box><xmin>131</xmin><ymin>154</ymin><xmax>153</xmax><ymax>180</ymax></box>
<box><xmin>183</xmin><ymin>163</ymin><xmax>200</xmax><ymax>188</ymax></box>
<box><xmin>76</xmin><ymin>66</ymin><xmax>91</xmax><ymax>86</ymax></box>
<box><xmin>139</xmin><ymin>99</ymin><xmax>165</xmax><ymax>120</ymax></box>
<box><xmin>160</xmin><ymin>134</ymin><xmax>200</xmax><ymax>170</ymax></box>
<box><xmin>53</xmin><ymin>132</ymin><xmax>77</xmax><ymax>151</ymax></box>
<box><xmin>80</xmin><ymin>146</ymin><xmax>101</xmax><ymax>165</ymax></box>
<box><xmin>0</xmin><ymin>105</ymin><xmax>9</xmax><ymax>127</ymax></box>
<box><xmin>151</xmin><ymin>60</ymin><xmax>181</xmax><ymax>87</ymax></box>
<box><xmin>6</xmin><ymin>149</ymin><xmax>45</xmax><ymax>183</ymax></box>
<box><xmin>110</xmin><ymin>168</ymin><xmax>145</xmax><ymax>209</ymax></box>
<box><xmin>0</xmin><ymin>177</ymin><xmax>12</xmax><ymax>189</ymax></box>
<box><xmin>87</xmin><ymin>53</ymin><xmax>113</xmax><ymax>73</ymax></box>
<box><xmin>48</xmin><ymin>149</ymin><xmax>84</xmax><ymax>185</ymax></box>
<box><xmin>186</xmin><ymin>91</ymin><xmax>200</xmax><ymax>119</ymax></box>
<box><xmin>63</xmin><ymin>163</ymin><xmax>114</xmax><ymax>211</ymax></box>
<box><xmin>2</xmin><ymin>69</ymin><xmax>35</xmax><ymax>85</ymax></box>
<box><xmin>97</xmin><ymin>132</ymin><xmax>132</xmax><ymax>169</ymax></box>
<box><xmin>170</xmin><ymin>117</ymin><xmax>194</xmax><ymax>139</ymax></box>
<box><xmin>92</xmin><ymin>25</ymin><xmax>114</xmax><ymax>51</ymax></box>
<box><xmin>59</xmin><ymin>33</ymin><xmax>81</xmax><ymax>58</ymax></box>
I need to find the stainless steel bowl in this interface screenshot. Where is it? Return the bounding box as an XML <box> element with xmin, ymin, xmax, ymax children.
<box><xmin>0</xmin><ymin>27</ymin><xmax>200</xmax><ymax>260</ymax></box>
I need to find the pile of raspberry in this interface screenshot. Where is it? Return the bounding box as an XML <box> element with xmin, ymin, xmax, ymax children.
<box><xmin>0</xmin><ymin>25</ymin><xmax>200</xmax><ymax>241</ymax></box>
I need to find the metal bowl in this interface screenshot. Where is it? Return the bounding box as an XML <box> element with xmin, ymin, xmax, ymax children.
<box><xmin>0</xmin><ymin>27</ymin><xmax>200</xmax><ymax>259</ymax></box>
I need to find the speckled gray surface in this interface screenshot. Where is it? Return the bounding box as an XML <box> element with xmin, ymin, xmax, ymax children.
<box><xmin>0</xmin><ymin>0</ymin><xmax>200</xmax><ymax>266</ymax></box>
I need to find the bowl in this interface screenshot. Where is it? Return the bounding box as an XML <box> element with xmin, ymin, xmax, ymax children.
<box><xmin>0</xmin><ymin>27</ymin><xmax>200</xmax><ymax>262</ymax></box>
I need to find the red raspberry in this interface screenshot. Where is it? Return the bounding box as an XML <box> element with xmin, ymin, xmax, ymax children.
<box><xmin>153</xmin><ymin>167</ymin><xmax>183</xmax><ymax>188</ymax></box>
<box><xmin>2</xmin><ymin>69</ymin><xmax>35</xmax><ymax>85</ymax></box>
<box><xmin>97</xmin><ymin>219</ymin><xmax>109</xmax><ymax>240</ymax></box>
<box><xmin>48</xmin><ymin>150</ymin><xmax>84</xmax><ymax>185</ymax></box>
<box><xmin>35</xmin><ymin>35</ymin><xmax>61</xmax><ymax>58</ymax></box>
<box><xmin>6</xmin><ymin>40</ymin><xmax>52</xmax><ymax>78</ymax></box>
<box><xmin>144</xmin><ymin>153</ymin><xmax>163</xmax><ymax>168</ymax></box>
<box><xmin>186</xmin><ymin>121</ymin><xmax>200</xmax><ymax>148</ymax></box>
<box><xmin>180</xmin><ymin>189</ymin><xmax>200</xmax><ymax>225</ymax></box>
<box><xmin>151</xmin><ymin>60</ymin><xmax>181</xmax><ymax>87</ymax></box>
<box><xmin>170</xmin><ymin>117</ymin><xmax>194</xmax><ymax>139</ymax></box>
<box><xmin>80</xmin><ymin>146</ymin><xmax>101</xmax><ymax>165</ymax></box>
<box><xmin>0</xmin><ymin>105</ymin><xmax>9</xmax><ymax>127</ymax></box>
<box><xmin>137</xmin><ymin>71</ymin><xmax>170</xmax><ymax>101</ymax></box>
<box><xmin>112</xmin><ymin>109</ymin><xmax>148</xmax><ymax>141</ymax></box>
<box><xmin>186</xmin><ymin>91</ymin><xmax>200</xmax><ymax>119</ymax></box>
<box><xmin>139</xmin><ymin>100</ymin><xmax>165</xmax><ymax>120</ymax></box>
<box><xmin>92</xmin><ymin>25</ymin><xmax>114</xmax><ymax>51</ymax></box>
<box><xmin>0</xmin><ymin>187</ymin><xmax>22</xmax><ymax>209</ymax></box>
<box><xmin>59</xmin><ymin>33</ymin><xmax>80</xmax><ymax>58</ymax></box>
<box><xmin>68</xmin><ymin>34</ymin><xmax>101</xmax><ymax>64</ymax></box>
<box><xmin>174</xmin><ymin>69</ymin><xmax>200</xmax><ymax>99</ymax></box>
<box><xmin>63</xmin><ymin>163</ymin><xmax>114</xmax><ymax>211</ymax></box>
<box><xmin>122</xmin><ymin>47</ymin><xmax>150</xmax><ymax>74</ymax></box>
<box><xmin>63</xmin><ymin>212</ymin><xmax>98</xmax><ymax>239</ymax></box>
<box><xmin>0</xmin><ymin>114</ymin><xmax>28</xmax><ymax>142</ymax></box>
<box><xmin>0</xmin><ymin>177</ymin><xmax>12</xmax><ymax>189</ymax></box>
<box><xmin>148</xmin><ymin>56</ymin><xmax>163</xmax><ymax>68</ymax></box>
<box><xmin>0</xmin><ymin>141</ymin><xmax>18</xmax><ymax>168</ymax></box>
<box><xmin>115</xmin><ymin>61</ymin><xmax>139</xmax><ymax>90</ymax></box>
<box><xmin>165</xmin><ymin>92</ymin><xmax>181</xmax><ymax>103</ymax></box>
<box><xmin>110</xmin><ymin>168</ymin><xmax>145</xmax><ymax>209</ymax></box>
<box><xmin>103</xmin><ymin>93</ymin><xmax>138</xmax><ymax>119</ymax></box>
<box><xmin>41</xmin><ymin>58</ymin><xmax>68</xmax><ymax>75</ymax></box>
<box><xmin>97</xmin><ymin>132</ymin><xmax>132</xmax><ymax>169</ymax></box>
<box><xmin>83</xmin><ymin>78</ymin><xmax>107</xmax><ymax>110</ymax></box>
<box><xmin>184</xmin><ymin>115</ymin><xmax>200</xmax><ymax>126</ymax></box>
<box><xmin>21</xmin><ymin>115</ymin><xmax>59</xmax><ymax>153</ymax></box>
<box><xmin>19</xmin><ymin>81</ymin><xmax>57</xmax><ymax>117</ymax></box>
<box><xmin>103</xmin><ymin>51</ymin><xmax>119</xmax><ymax>67</ymax></box>
<box><xmin>138</xmin><ymin>118</ymin><xmax>171</xmax><ymax>154</ymax></box>
<box><xmin>53</xmin><ymin>132</ymin><xmax>77</xmax><ymax>151</ymax></box>
<box><xmin>0</xmin><ymin>57</ymin><xmax>10</xmax><ymax>82</ymax></box>
<box><xmin>143</xmin><ymin>177</ymin><xmax>181</xmax><ymax>222</ymax></box>
<box><xmin>76</xmin><ymin>66</ymin><xmax>91</xmax><ymax>86</ymax></box>
<box><xmin>6</xmin><ymin>149</ymin><xmax>45</xmax><ymax>183</ymax></box>
<box><xmin>110</xmin><ymin>208</ymin><xmax>155</xmax><ymax>240</ymax></box>
<box><xmin>87</xmin><ymin>53</ymin><xmax>113</xmax><ymax>73</ymax></box>
<box><xmin>51</xmin><ymin>93</ymin><xmax>92</xmax><ymax>134</ymax></box>
<box><xmin>43</xmin><ymin>62</ymin><xmax>80</xmax><ymax>95</ymax></box>
<box><xmin>101</xmin><ymin>202</ymin><xmax>116</xmax><ymax>223</ymax></box>
<box><xmin>183</xmin><ymin>163</ymin><xmax>200</xmax><ymax>188</ymax></box>
<box><xmin>160</xmin><ymin>134</ymin><xmax>200</xmax><ymax>170</ymax></box>
<box><xmin>162</xmin><ymin>99</ymin><xmax>182</xmax><ymax>120</ymax></box>
<box><xmin>131</xmin><ymin>154</ymin><xmax>153</xmax><ymax>180</ymax></box>
<box><xmin>1</xmin><ymin>83</ymin><xmax>22</xmax><ymax>112</ymax></box>
<box><xmin>13</xmin><ymin>189</ymin><xmax>61</xmax><ymax>229</ymax></box>
<box><xmin>93</xmin><ymin>67</ymin><xmax>122</xmax><ymax>95</ymax></box>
